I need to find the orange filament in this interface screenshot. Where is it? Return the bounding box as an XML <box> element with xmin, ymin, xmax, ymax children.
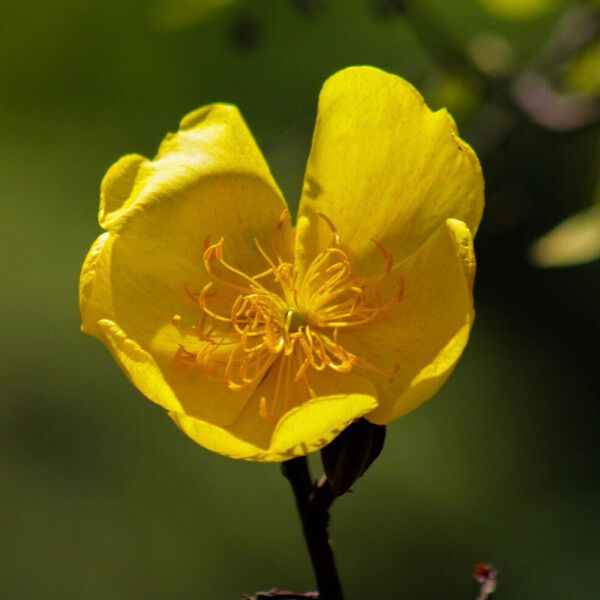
<box><xmin>174</xmin><ymin>216</ymin><xmax>402</xmax><ymax>420</ymax></box>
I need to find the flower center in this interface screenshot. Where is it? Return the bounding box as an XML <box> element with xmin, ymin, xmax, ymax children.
<box><xmin>285</xmin><ymin>308</ymin><xmax>308</xmax><ymax>332</ymax></box>
<box><xmin>174</xmin><ymin>214</ymin><xmax>401</xmax><ymax>420</ymax></box>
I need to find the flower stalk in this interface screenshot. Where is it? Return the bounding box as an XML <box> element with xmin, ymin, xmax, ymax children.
<box><xmin>281</xmin><ymin>457</ymin><xmax>344</xmax><ymax>600</ymax></box>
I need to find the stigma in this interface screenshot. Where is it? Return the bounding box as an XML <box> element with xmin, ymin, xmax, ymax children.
<box><xmin>174</xmin><ymin>214</ymin><xmax>402</xmax><ymax>420</ymax></box>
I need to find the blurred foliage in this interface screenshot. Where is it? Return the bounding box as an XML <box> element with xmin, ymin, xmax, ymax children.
<box><xmin>530</xmin><ymin>165</ymin><xmax>600</xmax><ymax>266</ymax></box>
<box><xmin>478</xmin><ymin>0</ymin><xmax>562</xmax><ymax>20</ymax></box>
<box><xmin>467</xmin><ymin>32</ymin><xmax>515</xmax><ymax>77</ymax></box>
<box><xmin>149</xmin><ymin>0</ymin><xmax>239</xmax><ymax>30</ymax></box>
<box><xmin>425</xmin><ymin>70</ymin><xmax>483</xmax><ymax>122</ymax></box>
<box><xmin>530</xmin><ymin>204</ymin><xmax>600</xmax><ymax>266</ymax></box>
<box><xmin>1</xmin><ymin>0</ymin><xmax>599</xmax><ymax>599</ymax></box>
<box><xmin>563</xmin><ymin>38</ymin><xmax>600</xmax><ymax>93</ymax></box>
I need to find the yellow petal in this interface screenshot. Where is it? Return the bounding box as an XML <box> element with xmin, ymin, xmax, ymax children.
<box><xmin>170</xmin><ymin>391</ymin><xmax>378</xmax><ymax>462</ymax></box>
<box><xmin>296</xmin><ymin>66</ymin><xmax>483</xmax><ymax>275</ymax></box>
<box><xmin>339</xmin><ymin>219</ymin><xmax>475</xmax><ymax>424</ymax></box>
<box><xmin>80</xmin><ymin>104</ymin><xmax>292</xmax><ymax>426</ymax></box>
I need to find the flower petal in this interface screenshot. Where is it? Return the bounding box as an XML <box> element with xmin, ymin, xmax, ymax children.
<box><xmin>170</xmin><ymin>391</ymin><xmax>378</xmax><ymax>462</ymax></box>
<box><xmin>80</xmin><ymin>104</ymin><xmax>292</xmax><ymax>426</ymax></box>
<box><xmin>295</xmin><ymin>66</ymin><xmax>483</xmax><ymax>274</ymax></box>
<box><xmin>339</xmin><ymin>218</ymin><xmax>475</xmax><ymax>424</ymax></box>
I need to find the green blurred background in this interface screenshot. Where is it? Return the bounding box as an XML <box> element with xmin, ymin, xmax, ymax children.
<box><xmin>2</xmin><ymin>0</ymin><xmax>599</xmax><ymax>598</ymax></box>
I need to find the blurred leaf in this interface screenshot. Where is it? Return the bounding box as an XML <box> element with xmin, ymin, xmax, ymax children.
<box><xmin>228</xmin><ymin>13</ymin><xmax>262</xmax><ymax>50</ymax></box>
<box><xmin>467</xmin><ymin>32</ymin><xmax>515</xmax><ymax>77</ymax></box>
<box><xmin>478</xmin><ymin>0</ymin><xmax>562</xmax><ymax>20</ymax></box>
<box><xmin>149</xmin><ymin>0</ymin><xmax>241</xmax><ymax>30</ymax></box>
<box><xmin>291</xmin><ymin>0</ymin><xmax>324</xmax><ymax>15</ymax></box>
<box><xmin>371</xmin><ymin>0</ymin><xmax>407</xmax><ymax>17</ymax></box>
<box><xmin>562</xmin><ymin>39</ymin><xmax>600</xmax><ymax>95</ymax></box>
<box><xmin>529</xmin><ymin>205</ymin><xmax>600</xmax><ymax>267</ymax></box>
<box><xmin>426</xmin><ymin>70</ymin><xmax>483</xmax><ymax>123</ymax></box>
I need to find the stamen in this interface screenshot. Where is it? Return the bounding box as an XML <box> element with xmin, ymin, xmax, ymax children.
<box><xmin>176</xmin><ymin>218</ymin><xmax>403</xmax><ymax>418</ymax></box>
<box><xmin>317</xmin><ymin>212</ymin><xmax>340</xmax><ymax>246</ymax></box>
<box><xmin>259</xmin><ymin>396</ymin><xmax>268</xmax><ymax>419</ymax></box>
<box><xmin>371</xmin><ymin>238</ymin><xmax>393</xmax><ymax>275</ymax></box>
<box><xmin>277</xmin><ymin>209</ymin><xmax>289</xmax><ymax>230</ymax></box>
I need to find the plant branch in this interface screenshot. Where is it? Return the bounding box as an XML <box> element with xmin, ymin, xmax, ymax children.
<box><xmin>473</xmin><ymin>563</ymin><xmax>499</xmax><ymax>600</ymax></box>
<box><xmin>281</xmin><ymin>457</ymin><xmax>344</xmax><ymax>600</ymax></box>
<box><xmin>309</xmin><ymin>475</ymin><xmax>335</xmax><ymax>512</ymax></box>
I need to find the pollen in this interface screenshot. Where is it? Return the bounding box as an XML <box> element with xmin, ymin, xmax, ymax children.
<box><xmin>174</xmin><ymin>214</ymin><xmax>402</xmax><ymax>420</ymax></box>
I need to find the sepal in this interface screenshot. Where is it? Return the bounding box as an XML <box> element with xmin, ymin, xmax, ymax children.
<box><xmin>320</xmin><ymin>418</ymin><xmax>386</xmax><ymax>497</ymax></box>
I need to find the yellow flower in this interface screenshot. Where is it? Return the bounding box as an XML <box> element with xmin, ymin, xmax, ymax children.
<box><xmin>80</xmin><ymin>67</ymin><xmax>484</xmax><ymax>462</ymax></box>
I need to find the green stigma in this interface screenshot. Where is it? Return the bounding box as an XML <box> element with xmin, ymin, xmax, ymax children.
<box><xmin>285</xmin><ymin>308</ymin><xmax>308</xmax><ymax>331</ymax></box>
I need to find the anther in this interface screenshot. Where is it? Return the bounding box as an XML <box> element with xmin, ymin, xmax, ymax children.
<box><xmin>259</xmin><ymin>396</ymin><xmax>270</xmax><ymax>420</ymax></box>
<box><xmin>277</xmin><ymin>209</ymin><xmax>289</xmax><ymax>230</ymax></box>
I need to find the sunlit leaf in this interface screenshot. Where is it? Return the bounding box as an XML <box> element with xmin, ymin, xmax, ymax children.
<box><xmin>149</xmin><ymin>0</ymin><xmax>241</xmax><ymax>30</ymax></box>
<box><xmin>562</xmin><ymin>40</ymin><xmax>600</xmax><ymax>95</ymax></box>
<box><xmin>529</xmin><ymin>206</ymin><xmax>600</xmax><ymax>267</ymax></box>
<box><xmin>478</xmin><ymin>0</ymin><xmax>561</xmax><ymax>20</ymax></box>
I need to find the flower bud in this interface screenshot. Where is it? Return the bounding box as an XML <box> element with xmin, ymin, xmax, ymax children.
<box><xmin>320</xmin><ymin>418</ymin><xmax>386</xmax><ymax>497</ymax></box>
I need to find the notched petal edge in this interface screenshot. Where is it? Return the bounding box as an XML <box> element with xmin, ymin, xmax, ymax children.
<box><xmin>99</xmin><ymin>154</ymin><xmax>147</xmax><ymax>230</ymax></box>
<box><xmin>170</xmin><ymin>393</ymin><xmax>378</xmax><ymax>463</ymax></box>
